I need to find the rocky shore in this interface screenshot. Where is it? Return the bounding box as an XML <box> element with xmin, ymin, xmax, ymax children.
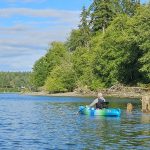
<box><xmin>25</xmin><ymin>85</ymin><xmax>150</xmax><ymax>99</ymax></box>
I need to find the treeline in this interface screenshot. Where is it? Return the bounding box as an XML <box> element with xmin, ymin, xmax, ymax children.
<box><xmin>32</xmin><ymin>0</ymin><xmax>150</xmax><ymax>93</ymax></box>
<box><xmin>0</xmin><ymin>72</ymin><xmax>31</xmax><ymax>92</ymax></box>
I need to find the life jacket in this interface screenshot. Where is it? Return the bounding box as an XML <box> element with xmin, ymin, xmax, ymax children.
<box><xmin>96</xmin><ymin>98</ymin><xmax>105</xmax><ymax>109</ymax></box>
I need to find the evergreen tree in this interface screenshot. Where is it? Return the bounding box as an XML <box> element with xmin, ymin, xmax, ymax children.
<box><xmin>120</xmin><ymin>0</ymin><xmax>140</xmax><ymax>16</ymax></box>
<box><xmin>78</xmin><ymin>6</ymin><xmax>90</xmax><ymax>48</ymax></box>
<box><xmin>31</xmin><ymin>1</ymin><xmax>150</xmax><ymax>92</ymax></box>
<box><xmin>89</xmin><ymin>0</ymin><xmax>141</xmax><ymax>33</ymax></box>
<box><xmin>134</xmin><ymin>5</ymin><xmax>150</xmax><ymax>83</ymax></box>
<box><xmin>89</xmin><ymin>0</ymin><xmax>117</xmax><ymax>33</ymax></box>
<box><xmin>66</xmin><ymin>29</ymin><xmax>83</xmax><ymax>51</ymax></box>
<box><xmin>67</xmin><ymin>6</ymin><xmax>90</xmax><ymax>51</ymax></box>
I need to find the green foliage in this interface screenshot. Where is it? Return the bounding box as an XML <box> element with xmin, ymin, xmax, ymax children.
<box><xmin>0</xmin><ymin>72</ymin><xmax>31</xmax><ymax>92</ymax></box>
<box><xmin>44</xmin><ymin>64</ymin><xmax>76</xmax><ymax>93</ymax></box>
<box><xmin>32</xmin><ymin>56</ymin><xmax>49</xmax><ymax>87</ymax></box>
<box><xmin>89</xmin><ymin>4</ymin><xmax>150</xmax><ymax>87</ymax></box>
<box><xmin>133</xmin><ymin>5</ymin><xmax>150</xmax><ymax>82</ymax></box>
<box><xmin>32</xmin><ymin>42</ymin><xmax>69</xmax><ymax>89</ymax></box>
<box><xmin>89</xmin><ymin>0</ymin><xmax>140</xmax><ymax>33</ymax></box>
<box><xmin>99</xmin><ymin>14</ymin><xmax>142</xmax><ymax>85</ymax></box>
<box><xmin>66</xmin><ymin>6</ymin><xmax>90</xmax><ymax>51</ymax></box>
<box><xmin>72</xmin><ymin>47</ymin><xmax>94</xmax><ymax>87</ymax></box>
<box><xmin>78</xmin><ymin>6</ymin><xmax>90</xmax><ymax>48</ymax></box>
<box><xmin>119</xmin><ymin>0</ymin><xmax>140</xmax><ymax>15</ymax></box>
<box><xmin>89</xmin><ymin>0</ymin><xmax>119</xmax><ymax>33</ymax></box>
<box><xmin>46</xmin><ymin>42</ymin><xmax>68</xmax><ymax>68</ymax></box>
<box><xmin>32</xmin><ymin>1</ymin><xmax>150</xmax><ymax>92</ymax></box>
<box><xmin>66</xmin><ymin>29</ymin><xmax>83</xmax><ymax>51</ymax></box>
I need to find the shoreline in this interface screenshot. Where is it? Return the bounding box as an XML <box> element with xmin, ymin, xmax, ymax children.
<box><xmin>23</xmin><ymin>91</ymin><xmax>149</xmax><ymax>99</ymax></box>
<box><xmin>1</xmin><ymin>85</ymin><xmax>149</xmax><ymax>99</ymax></box>
<box><xmin>24</xmin><ymin>91</ymin><xmax>93</xmax><ymax>97</ymax></box>
<box><xmin>24</xmin><ymin>85</ymin><xmax>150</xmax><ymax>99</ymax></box>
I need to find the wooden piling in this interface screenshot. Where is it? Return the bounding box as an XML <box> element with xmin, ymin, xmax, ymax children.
<box><xmin>127</xmin><ymin>103</ymin><xmax>133</xmax><ymax>112</ymax></box>
<box><xmin>141</xmin><ymin>95</ymin><xmax>150</xmax><ymax>113</ymax></box>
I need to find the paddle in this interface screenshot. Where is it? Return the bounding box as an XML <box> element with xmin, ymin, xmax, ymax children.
<box><xmin>77</xmin><ymin>106</ymin><xmax>86</xmax><ymax>115</ymax></box>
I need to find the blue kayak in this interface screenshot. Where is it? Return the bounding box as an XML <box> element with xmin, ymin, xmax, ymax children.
<box><xmin>79</xmin><ymin>106</ymin><xmax>121</xmax><ymax>117</ymax></box>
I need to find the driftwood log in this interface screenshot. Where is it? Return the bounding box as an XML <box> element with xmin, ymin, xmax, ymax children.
<box><xmin>141</xmin><ymin>95</ymin><xmax>150</xmax><ymax>113</ymax></box>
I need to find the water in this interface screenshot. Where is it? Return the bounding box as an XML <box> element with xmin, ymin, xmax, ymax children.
<box><xmin>0</xmin><ymin>93</ymin><xmax>149</xmax><ymax>150</ymax></box>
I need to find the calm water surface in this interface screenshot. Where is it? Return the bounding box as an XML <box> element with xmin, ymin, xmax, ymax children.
<box><xmin>0</xmin><ymin>93</ymin><xmax>149</xmax><ymax>150</ymax></box>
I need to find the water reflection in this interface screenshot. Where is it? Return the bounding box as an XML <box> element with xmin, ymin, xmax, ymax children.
<box><xmin>141</xmin><ymin>114</ymin><xmax>150</xmax><ymax>124</ymax></box>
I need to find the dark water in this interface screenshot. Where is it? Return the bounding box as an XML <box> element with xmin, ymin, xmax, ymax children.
<box><xmin>0</xmin><ymin>94</ymin><xmax>149</xmax><ymax>150</ymax></box>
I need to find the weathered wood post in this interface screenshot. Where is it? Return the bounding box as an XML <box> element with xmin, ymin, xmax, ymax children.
<box><xmin>141</xmin><ymin>95</ymin><xmax>150</xmax><ymax>113</ymax></box>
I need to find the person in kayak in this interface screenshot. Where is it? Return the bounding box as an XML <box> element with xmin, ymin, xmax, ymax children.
<box><xmin>88</xmin><ymin>93</ymin><xmax>106</xmax><ymax>109</ymax></box>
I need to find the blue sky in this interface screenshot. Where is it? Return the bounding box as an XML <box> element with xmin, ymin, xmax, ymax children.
<box><xmin>0</xmin><ymin>0</ymin><xmax>148</xmax><ymax>72</ymax></box>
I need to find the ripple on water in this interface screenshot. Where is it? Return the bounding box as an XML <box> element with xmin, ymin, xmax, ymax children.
<box><xmin>0</xmin><ymin>94</ymin><xmax>149</xmax><ymax>150</ymax></box>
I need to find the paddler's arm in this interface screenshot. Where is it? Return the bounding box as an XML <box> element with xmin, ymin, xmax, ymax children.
<box><xmin>88</xmin><ymin>98</ymin><xmax>98</xmax><ymax>107</ymax></box>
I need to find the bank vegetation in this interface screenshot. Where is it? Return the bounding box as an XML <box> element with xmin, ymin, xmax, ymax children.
<box><xmin>30</xmin><ymin>0</ymin><xmax>150</xmax><ymax>95</ymax></box>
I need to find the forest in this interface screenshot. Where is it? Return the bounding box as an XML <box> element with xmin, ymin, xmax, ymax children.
<box><xmin>0</xmin><ymin>72</ymin><xmax>31</xmax><ymax>92</ymax></box>
<box><xmin>31</xmin><ymin>0</ymin><xmax>150</xmax><ymax>93</ymax></box>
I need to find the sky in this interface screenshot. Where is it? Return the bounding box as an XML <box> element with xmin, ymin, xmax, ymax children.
<box><xmin>0</xmin><ymin>0</ymin><xmax>148</xmax><ymax>72</ymax></box>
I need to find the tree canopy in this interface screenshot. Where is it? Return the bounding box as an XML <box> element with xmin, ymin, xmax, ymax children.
<box><xmin>31</xmin><ymin>1</ymin><xmax>150</xmax><ymax>93</ymax></box>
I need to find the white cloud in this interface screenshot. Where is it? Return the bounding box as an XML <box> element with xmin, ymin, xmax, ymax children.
<box><xmin>2</xmin><ymin>0</ymin><xmax>47</xmax><ymax>3</ymax></box>
<box><xmin>0</xmin><ymin>7</ymin><xmax>81</xmax><ymax>71</ymax></box>
<box><xmin>0</xmin><ymin>24</ymin><xmax>73</xmax><ymax>48</ymax></box>
<box><xmin>0</xmin><ymin>22</ymin><xmax>79</xmax><ymax>71</ymax></box>
<box><xmin>0</xmin><ymin>8</ymin><xmax>80</xmax><ymax>21</ymax></box>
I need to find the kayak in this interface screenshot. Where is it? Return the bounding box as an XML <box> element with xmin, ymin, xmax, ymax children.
<box><xmin>79</xmin><ymin>106</ymin><xmax>121</xmax><ymax>117</ymax></box>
